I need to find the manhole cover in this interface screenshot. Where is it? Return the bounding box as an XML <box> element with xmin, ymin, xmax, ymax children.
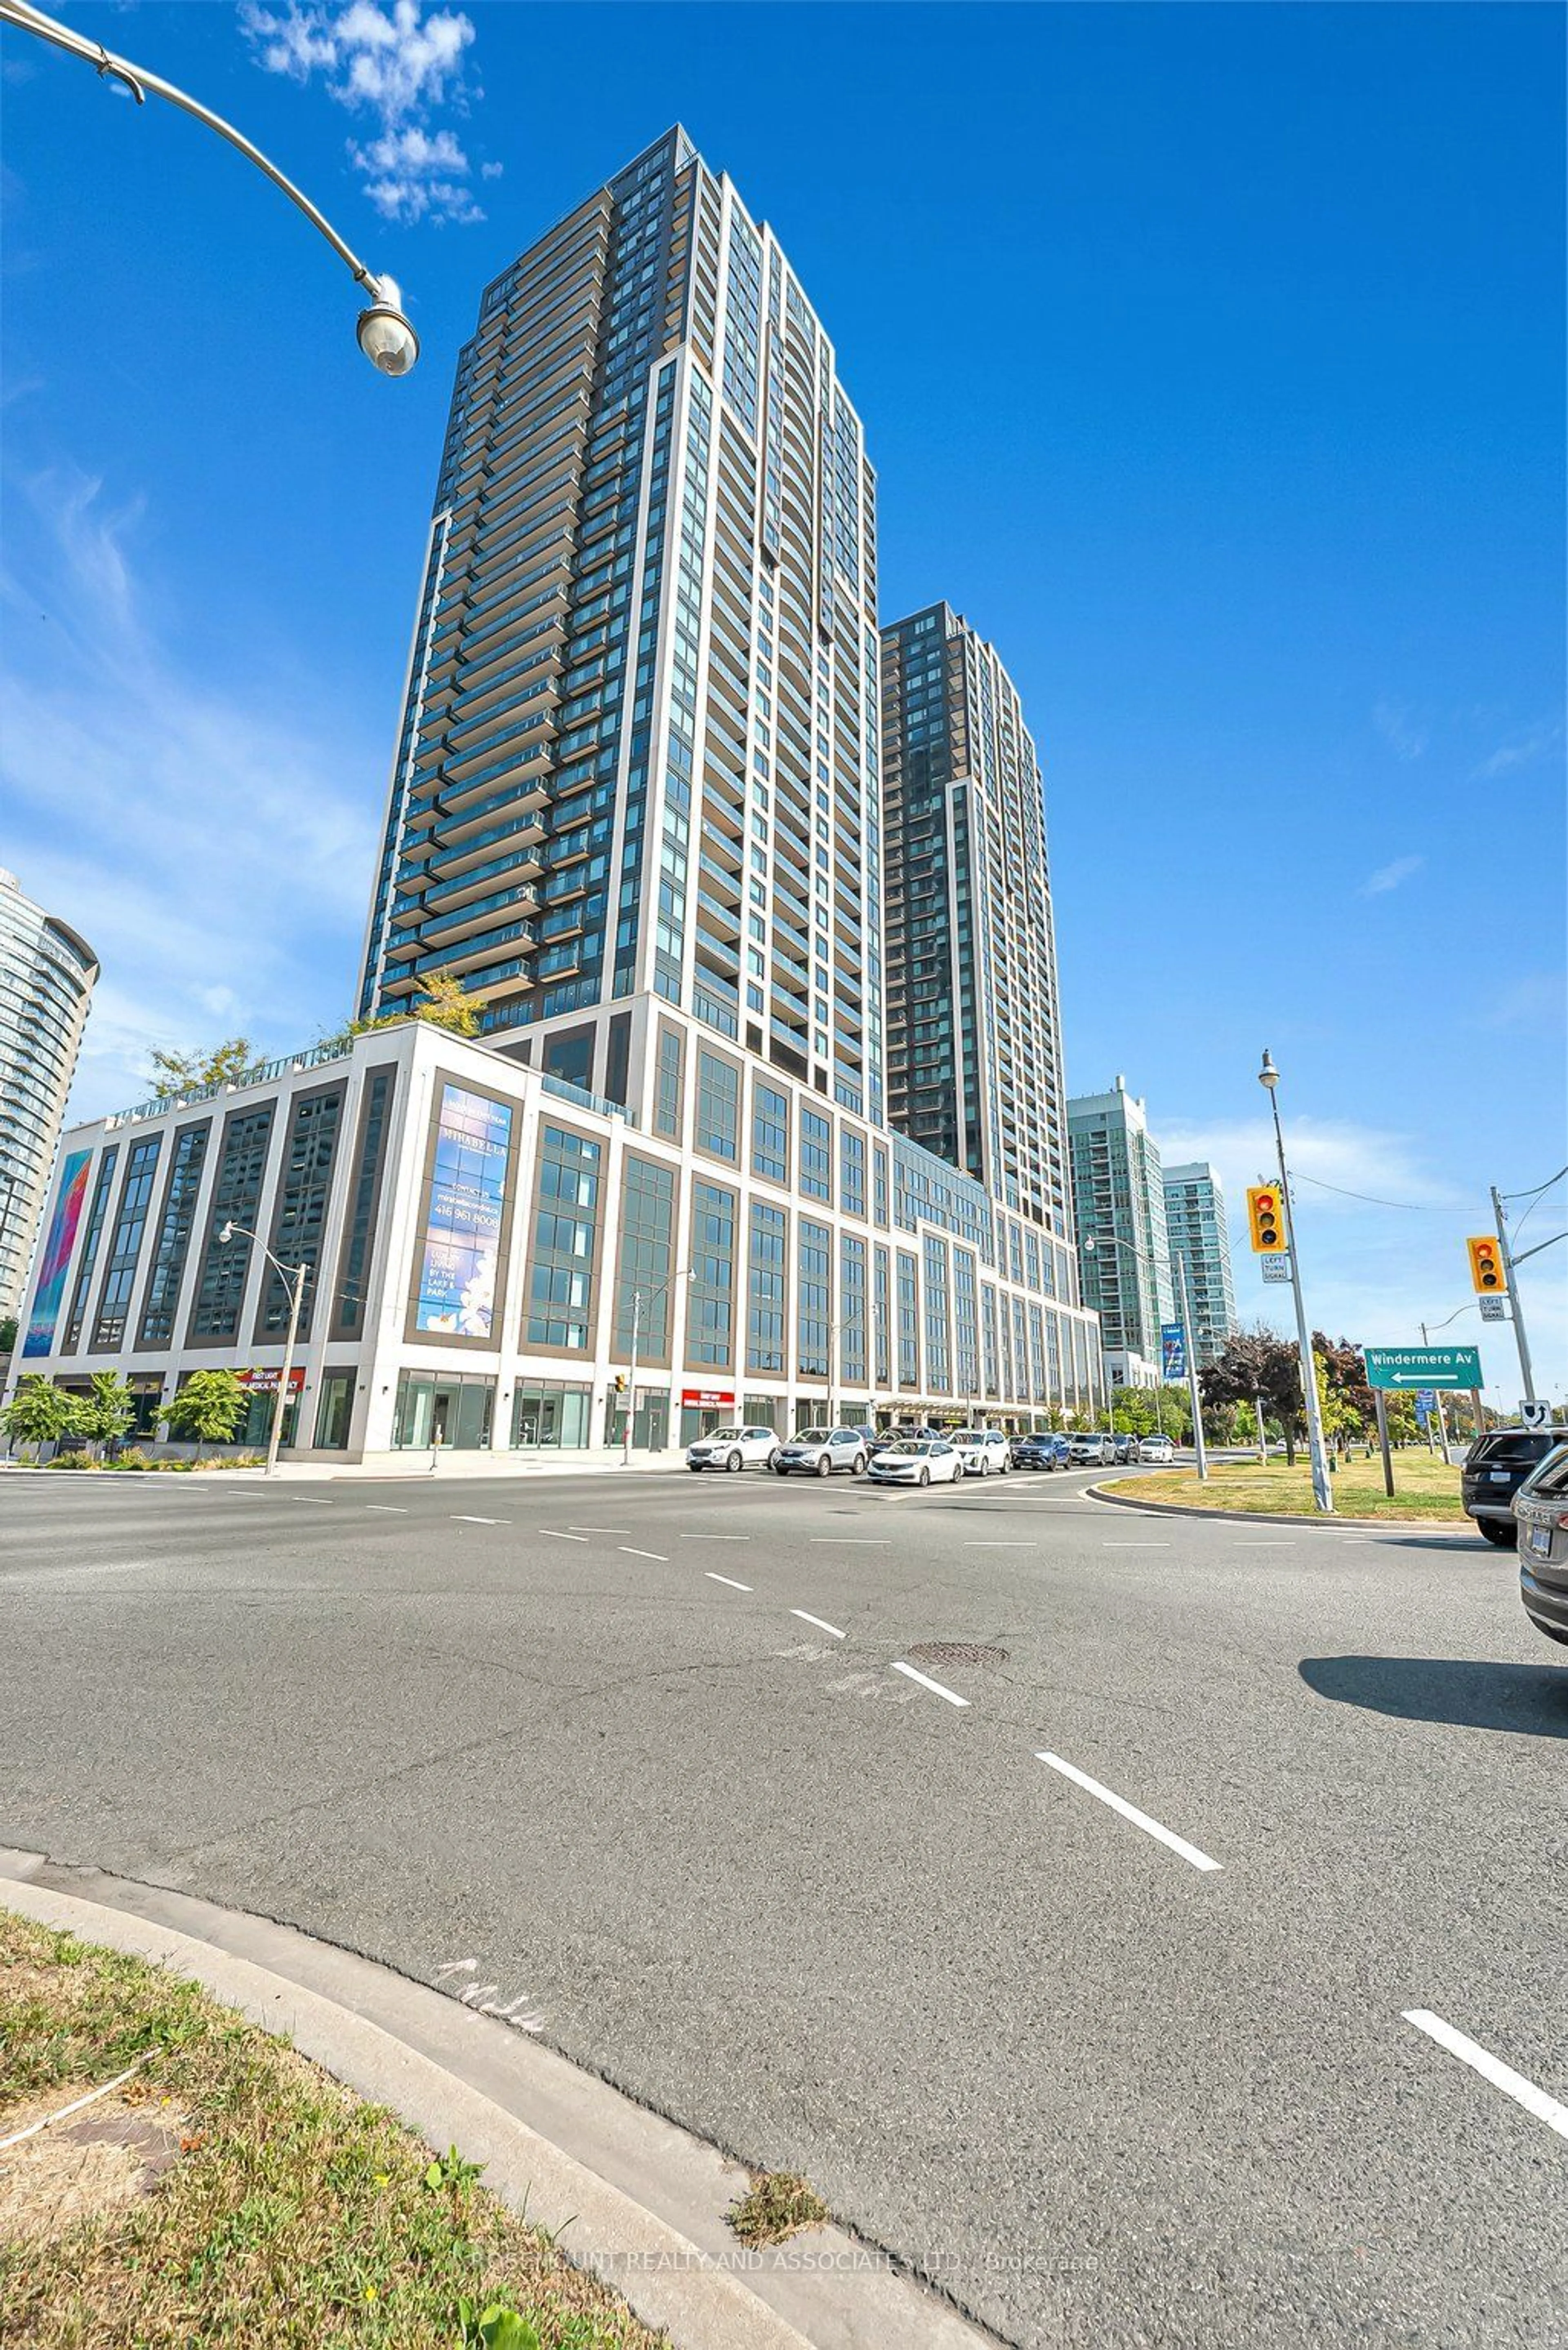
<box><xmin>904</xmin><ymin>1642</ymin><xmax>1008</xmax><ymax>1668</ymax></box>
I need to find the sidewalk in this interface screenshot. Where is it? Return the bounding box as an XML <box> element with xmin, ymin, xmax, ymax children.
<box><xmin>2</xmin><ymin>1447</ymin><xmax>695</xmax><ymax>1483</ymax></box>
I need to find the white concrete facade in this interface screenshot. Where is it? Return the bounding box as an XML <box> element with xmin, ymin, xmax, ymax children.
<box><xmin>9</xmin><ymin>1017</ymin><xmax>1103</xmax><ymax>1464</ymax></box>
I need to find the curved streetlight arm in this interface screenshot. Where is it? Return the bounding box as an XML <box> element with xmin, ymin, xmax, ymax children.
<box><xmin>218</xmin><ymin>1219</ymin><xmax>300</xmax><ymax>1293</ymax></box>
<box><xmin>0</xmin><ymin>0</ymin><xmax>384</xmax><ymax>297</ymax></box>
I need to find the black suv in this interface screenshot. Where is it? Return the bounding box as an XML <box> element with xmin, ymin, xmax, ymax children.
<box><xmin>1461</xmin><ymin>1427</ymin><xmax>1562</xmax><ymax>1546</ymax></box>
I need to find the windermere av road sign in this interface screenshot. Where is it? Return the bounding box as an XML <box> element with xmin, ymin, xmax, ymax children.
<box><xmin>1363</xmin><ymin>1346</ymin><xmax>1483</xmax><ymax>1390</ymax></box>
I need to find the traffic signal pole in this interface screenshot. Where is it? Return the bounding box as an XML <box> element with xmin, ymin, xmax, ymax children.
<box><xmin>1490</xmin><ymin>1184</ymin><xmax>1539</xmax><ymax>1407</ymax></box>
<box><xmin>1258</xmin><ymin>1055</ymin><xmax>1334</xmax><ymax>1514</ymax></box>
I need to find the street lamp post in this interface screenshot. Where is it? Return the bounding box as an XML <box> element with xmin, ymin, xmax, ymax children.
<box><xmin>218</xmin><ymin>1222</ymin><xmax>305</xmax><ymax>1478</ymax></box>
<box><xmin>1083</xmin><ymin>1231</ymin><xmax>1168</xmax><ymax>1446</ymax></box>
<box><xmin>1258</xmin><ymin>1050</ymin><xmax>1333</xmax><ymax>1513</ymax></box>
<box><xmin>0</xmin><ymin>0</ymin><xmax>419</xmax><ymax>375</ymax></box>
<box><xmin>1172</xmin><ymin>1248</ymin><xmax>1209</xmax><ymax>1482</ymax></box>
<box><xmin>620</xmin><ymin>1267</ymin><xmax>695</xmax><ymax>1467</ymax></box>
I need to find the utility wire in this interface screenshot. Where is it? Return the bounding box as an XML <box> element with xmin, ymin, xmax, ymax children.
<box><xmin>1290</xmin><ymin>1171</ymin><xmax>1440</xmax><ymax>1211</ymax></box>
<box><xmin>1501</xmin><ymin>1163</ymin><xmax>1568</xmax><ymax>1204</ymax></box>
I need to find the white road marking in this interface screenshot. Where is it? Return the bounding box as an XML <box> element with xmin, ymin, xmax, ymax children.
<box><xmin>364</xmin><ymin>1505</ymin><xmax>408</xmax><ymax>1513</ymax></box>
<box><xmin>452</xmin><ymin>1515</ymin><xmax>506</xmax><ymax>1525</ymax></box>
<box><xmin>1234</xmin><ymin>1541</ymin><xmax>1291</xmax><ymax>1547</ymax></box>
<box><xmin>680</xmin><ymin>1532</ymin><xmax>752</xmax><ymax>1540</ymax></box>
<box><xmin>810</xmin><ymin>1537</ymin><xmax>889</xmax><ymax>1545</ymax></box>
<box><xmin>569</xmin><ymin>1526</ymin><xmax>630</xmax><ymax>1534</ymax></box>
<box><xmin>1402</xmin><ymin>2010</ymin><xmax>1568</xmax><ymax>2141</ymax></box>
<box><xmin>791</xmin><ymin>1609</ymin><xmax>845</xmax><ymax>1639</ymax></box>
<box><xmin>1036</xmin><ymin>1752</ymin><xmax>1221</xmax><ymax>1873</ymax></box>
<box><xmin>964</xmin><ymin>1541</ymin><xmax>1037</xmax><ymax>1549</ymax></box>
<box><xmin>1103</xmin><ymin>1542</ymin><xmax>1170</xmax><ymax>1549</ymax></box>
<box><xmin>891</xmin><ymin>1661</ymin><xmax>970</xmax><ymax>1708</ymax></box>
<box><xmin>621</xmin><ymin>1545</ymin><xmax>668</xmax><ymax>1561</ymax></box>
<box><xmin>705</xmin><ymin>1571</ymin><xmax>753</xmax><ymax>1591</ymax></box>
<box><xmin>539</xmin><ymin>1529</ymin><xmax>589</xmax><ymax>1542</ymax></box>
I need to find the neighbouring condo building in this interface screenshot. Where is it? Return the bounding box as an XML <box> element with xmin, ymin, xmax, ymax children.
<box><xmin>1162</xmin><ymin>1159</ymin><xmax>1238</xmax><ymax>1370</ymax></box>
<box><xmin>8</xmin><ymin>131</ymin><xmax>1101</xmax><ymax>1456</ymax></box>
<box><xmin>0</xmin><ymin>868</ymin><xmax>99</xmax><ymax>1322</ymax></box>
<box><xmin>1067</xmin><ymin>1076</ymin><xmax>1174</xmax><ymax>1388</ymax></box>
<box><xmin>879</xmin><ymin>603</ymin><xmax>1071</xmax><ymax>1238</ymax></box>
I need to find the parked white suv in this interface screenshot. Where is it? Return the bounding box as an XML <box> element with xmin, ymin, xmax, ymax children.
<box><xmin>952</xmin><ymin>1429</ymin><xmax>1011</xmax><ymax>1478</ymax></box>
<box><xmin>1067</xmin><ymin>1431</ymin><xmax>1115</xmax><ymax>1467</ymax></box>
<box><xmin>686</xmin><ymin>1425</ymin><xmax>780</xmax><ymax>1473</ymax></box>
<box><xmin>774</xmin><ymin>1428</ymin><xmax>869</xmax><ymax>1477</ymax></box>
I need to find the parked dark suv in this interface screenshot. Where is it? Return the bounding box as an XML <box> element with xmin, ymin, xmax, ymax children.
<box><xmin>1461</xmin><ymin>1427</ymin><xmax>1562</xmax><ymax>1546</ymax></box>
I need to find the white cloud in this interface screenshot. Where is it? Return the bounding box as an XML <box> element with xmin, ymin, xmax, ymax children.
<box><xmin>1156</xmin><ymin>1115</ymin><xmax>1458</xmax><ymax>1216</ymax></box>
<box><xmin>1357</xmin><ymin>852</ymin><xmax>1424</xmax><ymax>899</ymax></box>
<box><xmin>1474</xmin><ymin>720</ymin><xmax>1563</xmax><ymax>780</ymax></box>
<box><xmin>238</xmin><ymin>1</ymin><xmax>487</xmax><ymax>225</ymax></box>
<box><xmin>0</xmin><ymin>467</ymin><xmax>376</xmax><ymax>1122</ymax></box>
<box><xmin>1372</xmin><ymin>699</ymin><xmax>1427</xmax><ymax>762</ymax></box>
<box><xmin>1474</xmin><ymin>972</ymin><xmax>1566</xmax><ymax>1035</ymax></box>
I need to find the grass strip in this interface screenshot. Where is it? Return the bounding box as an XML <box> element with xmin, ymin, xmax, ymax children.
<box><xmin>1102</xmin><ymin>1455</ymin><xmax>1467</xmax><ymax>1521</ymax></box>
<box><xmin>0</xmin><ymin>1909</ymin><xmax>665</xmax><ymax>2349</ymax></box>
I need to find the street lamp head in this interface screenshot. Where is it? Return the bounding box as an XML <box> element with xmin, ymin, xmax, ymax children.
<box><xmin>218</xmin><ymin>1221</ymin><xmax>234</xmax><ymax>1244</ymax></box>
<box><xmin>1258</xmin><ymin>1049</ymin><xmax>1279</xmax><ymax>1092</ymax></box>
<box><xmin>356</xmin><ymin>276</ymin><xmax>419</xmax><ymax>377</ymax></box>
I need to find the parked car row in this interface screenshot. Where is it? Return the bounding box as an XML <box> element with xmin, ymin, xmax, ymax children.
<box><xmin>687</xmin><ymin>1423</ymin><xmax>1181</xmax><ymax>1479</ymax></box>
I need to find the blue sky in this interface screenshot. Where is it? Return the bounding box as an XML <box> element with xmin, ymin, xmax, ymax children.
<box><xmin>2</xmin><ymin>2</ymin><xmax>1564</xmax><ymax>1399</ymax></box>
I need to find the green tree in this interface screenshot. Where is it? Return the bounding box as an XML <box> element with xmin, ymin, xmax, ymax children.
<box><xmin>1314</xmin><ymin>1349</ymin><xmax>1363</xmax><ymax>1458</ymax></box>
<box><xmin>1382</xmin><ymin>1392</ymin><xmax>1420</xmax><ymax>1447</ymax></box>
<box><xmin>163</xmin><ymin>1369</ymin><xmax>247</xmax><ymax>1459</ymax></box>
<box><xmin>315</xmin><ymin>1010</ymin><xmax>409</xmax><ymax>1056</ymax></box>
<box><xmin>149</xmin><ymin>1037</ymin><xmax>254</xmax><ymax>1104</ymax></box>
<box><xmin>75</xmin><ymin>1370</ymin><xmax>138</xmax><ymax>1460</ymax></box>
<box><xmin>0</xmin><ymin>1314</ymin><xmax>17</xmax><ymax>1355</ymax></box>
<box><xmin>415</xmin><ymin>969</ymin><xmax>486</xmax><ymax>1037</ymax></box>
<box><xmin>2</xmin><ymin>1376</ymin><xmax>81</xmax><ymax>1462</ymax></box>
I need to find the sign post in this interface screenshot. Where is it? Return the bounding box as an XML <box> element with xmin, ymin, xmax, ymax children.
<box><xmin>1373</xmin><ymin>1389</ymin><xmax>1395</xmax><ymax>1496</ymax></box>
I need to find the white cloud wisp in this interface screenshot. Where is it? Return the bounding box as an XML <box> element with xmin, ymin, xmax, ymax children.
<box><xmin>238</xmin><ymin>0</ymin><xmax>494</xmax><ymax>225</ymax></box>
<box><xmin>0</xmin><ymin>467</ymin><xmax>378</xmax><ymax>1123</ymax></box>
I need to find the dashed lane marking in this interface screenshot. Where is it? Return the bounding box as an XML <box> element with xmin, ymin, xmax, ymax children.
<box><xmin>539</xmin><ymin>1530</ymin><xmax>589</xmax><ymax>1543</ymax></box>
<box><xmin>890</xmin><ymin>1661</ymin><xmax>969</xmax><ymax>1708</ymax></box>
<box><xmin>1036</xmin><ymin>1751</ymin><xmax>1221</xmax><ymax>1873</ymax></box>
<box><xmin>791</xmin><ymin>1609</ymin><xmax>845</xmax><ymax>1639</ymax></box>
<box><xmin>705</xmin><ymin>1572</ymin><xmax>753</xmax><ymax>1591</ymax></box>
<box><xmin>1402</xmin><ymin>2011</ymin><xmax>1568</xmax><ymax>2141</ymax></box>
<box><xmin>364</xmin><ymin>1505</ymin><xmax>408</xmax><ymax>1513</ymax></box>
<box><xmin>621</xmin><ymin>1545</ymin><xmax>668</xmax><ymax>1561</ymax></box>
<box><xmin>452</xmin><ymin>1515</ymin><xmax>506</xmax><ymax>1525</ymax></box>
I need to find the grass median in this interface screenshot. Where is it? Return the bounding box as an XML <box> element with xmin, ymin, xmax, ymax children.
<box><xmin>0</xmin><ymin>1911</ymin><xmax>665</xmax><ymax>2350</ymax></box>
<box><xmin>1101</xmin><ymin>1453</ymin><xmax>1468</xmax><ymax>1523</ymax></box>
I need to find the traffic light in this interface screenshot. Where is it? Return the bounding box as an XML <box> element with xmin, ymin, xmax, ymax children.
<box><xmin>1467</xmin><ymin>1235</ymin><xmax>1505</xmax><ymax>1294</ymax></box>
<box><xmin>1246</xmin><ymin>1185</ymin><xmax>1287</xmax><ymax>1254</ymax></box>
<box><xmin>612</xmin><ymin>1373</ymin><xmax>627</xmax><ymax>1395</ymax></box>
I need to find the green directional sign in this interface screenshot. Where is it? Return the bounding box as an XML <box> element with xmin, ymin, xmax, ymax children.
<box><xmin>1363</xmin><ymin>1345</ymin><xmax>1483</xmax><ymax>1391</ymax></box>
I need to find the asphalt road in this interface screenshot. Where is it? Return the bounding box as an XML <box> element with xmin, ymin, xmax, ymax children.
<box><xmin>2</xmin><ymin>1463</ymin><xmax>1564</xmax><ymax>2348</ymax></box>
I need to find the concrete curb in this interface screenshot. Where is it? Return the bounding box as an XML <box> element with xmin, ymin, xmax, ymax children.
<box><xmin>1085</xmin><ymin>1483</ymin><xmax>1479</xmax><ymax>1536</ymax></box>
<box><xmin>0</xmin><ymin>1851</ymin><xmax>998</xmax><ymax>2350</ymax></box>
